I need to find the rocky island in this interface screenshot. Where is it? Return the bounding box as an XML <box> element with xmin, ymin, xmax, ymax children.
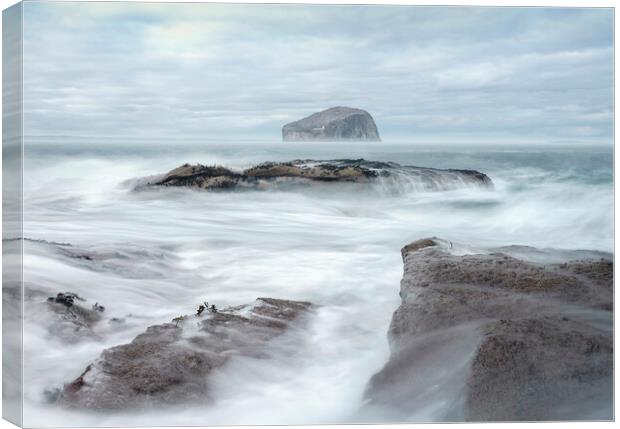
<box><xmin>282</xmin><ymin>106</ymin><xmax>381</xmax><ymax>141</ymax></box>
<box><xmin>365</xmin><ymin>238</ymin><xmax>613</xmax><ymax>421</ymax></box>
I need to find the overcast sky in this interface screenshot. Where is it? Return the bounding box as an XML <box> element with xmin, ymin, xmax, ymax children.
<box><xmin>22</xmin><ymin>2</ymin><xmax>613</xmax><ymax>144</ymax></box>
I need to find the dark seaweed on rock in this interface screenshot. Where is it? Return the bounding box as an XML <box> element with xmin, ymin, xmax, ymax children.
<box><xmin>155</xmin><ymin>163</ymin><xmax>243</xmax><ymax>189</ymax></box>
<box><xmin>366</xmin><ymin>238</ymin><xmax>613</xmax><ymax>421</ymax></box>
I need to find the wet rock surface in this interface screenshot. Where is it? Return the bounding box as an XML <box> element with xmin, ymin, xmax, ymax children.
<box><xmin>2</xmin><ymin>280</ymin><xmax>105</xmax><ymax>344</ymax></box>
<box><xmin>56</xmin><ymin>298</ymin><xmax>312</xmax><ymax>410</ymax></box>
<box><xmin>366</xmin><ymin>238</ymin><xmax>613</xmax><ymax>421</ymax></box>
<box><xmin>44</xmin><ymin>292</ymin><xmax>104</xmax><ymax>342</ymax></box>
<box><xmin>139</xmin><ymin>159</ymin><xmax>493</xmax><ymax>192</ymax></box>
<box><xmin>282</xmin><ymin>106</ymin><xmax>381</xmax><ymax>141</ymax></box>
<box><xmin>153</xmin><ymin>163</ymin><xmax>243</xmax><ymax>189</ymax></box>
<box><xmin>467</xmin><ymin>316</ymin><xmax>612</xmax><ymax>421</ymax></box>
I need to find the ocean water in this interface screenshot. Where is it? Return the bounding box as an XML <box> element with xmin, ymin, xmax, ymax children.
<box><xmin>18</xmin><ymin>139</ymin><xmax>613</xmax><ymax>426</ymax></box>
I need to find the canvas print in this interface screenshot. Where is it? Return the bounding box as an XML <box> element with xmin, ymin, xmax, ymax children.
<box><xmin>2</xmin><ymin>1</ymin><xmax>614</xmax><ymax>426</ymax></box>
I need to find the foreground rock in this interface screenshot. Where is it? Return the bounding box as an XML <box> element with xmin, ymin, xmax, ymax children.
<box><xmin>57</xmin><ymin>298</ymin><xmax>312</xmax><ymax>410</ymax></box>
<box><xmin>366</xmin><ymin>238</ymin><xmax>612</xmax><ymax>421</ymax></box>
<box><xmin>282</xmin><ymin>106</ymin><xmax>381</xmax><ymax>141</ymax></box>
<box><xmin>139</xmin><ymin>159</ymin><xmax>493</xmax><ymax>192</ymax></box>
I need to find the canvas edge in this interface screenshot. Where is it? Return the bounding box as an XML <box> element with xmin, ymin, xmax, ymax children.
<box><xmin>2</xmin><ymin>1</ymin><xmax>24</xmax><ymax>427</ymax></box>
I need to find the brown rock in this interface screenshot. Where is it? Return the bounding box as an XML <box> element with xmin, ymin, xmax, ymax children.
<box><xmin>140</xmin><ymin>159</ymin><xmax>493</xmax><ymax>192</ymax></box>
<box><xmin>365</xmin><ymin>238</ymin><xmax>613</xmax><ymax>421</ymax></box>
<box><xmin>57</xmin><ymin>298</ymin><xmax>312</xmax><ymax>410</ymax></box>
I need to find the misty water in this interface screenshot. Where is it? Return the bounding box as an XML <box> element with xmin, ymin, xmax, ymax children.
<box><xmin>19</xmin><ymin>139</ymin><xmax>613</xmax><ymax>426</ymax></box>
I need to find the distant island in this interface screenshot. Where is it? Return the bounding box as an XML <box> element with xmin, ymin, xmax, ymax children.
<box><xmin>282</xmin><ymin>106</ymin><xmax>381</xmax><ymax>141</ymax></box>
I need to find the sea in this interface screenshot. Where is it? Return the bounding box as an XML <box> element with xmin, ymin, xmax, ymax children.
<box><xmin>15</xmin><ymin>138</ymin><xmax>613</xmax><ymax>426</ymax></box>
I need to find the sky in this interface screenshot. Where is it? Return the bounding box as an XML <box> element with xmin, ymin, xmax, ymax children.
<box><xmin>21</xmin><ymin>2</ymin><xmax>614</xmax><ymax>144</ymax></box>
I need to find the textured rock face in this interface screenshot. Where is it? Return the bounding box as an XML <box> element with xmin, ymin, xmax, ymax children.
<box><xmin>151</xmin><ymin>160</ymin><xmax>377</xmax><ymax>190</ymax></box>
<box><xmin>154</xmin><ymin>163</ymin><xmax>243</xmax><ymax>189</ymax></box>
<box><xmin>282</xmin><ymin>107</ymin><xmax>381</xmax><ymax>141</ymax></box>
<box><xmin>57</xmin><ymin>298</ymin><xmax>312</xmax><ymax>410</ymax></box>
<box><xmin>138</xmin><ymin>159</ymin><xmax>493</xmax><ymax>192</ymax></box>
<box><xmin>366</xmin><ymin>238</ymin><xmax>613</xmax><ymax>421</ymax></box>
<box><xmin>467</xmin><ymin>317</ymin><xmax>612</xmax><ymax>421</ymax></box>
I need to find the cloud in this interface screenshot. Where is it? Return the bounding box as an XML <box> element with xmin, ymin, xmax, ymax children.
<box><xmin>21</xmin><ymin>3</ymin><xmax>613</xmax><ymax>144</ymax></box>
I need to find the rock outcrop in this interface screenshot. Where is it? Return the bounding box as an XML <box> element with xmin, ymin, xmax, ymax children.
<box><xmin>44</xmin><ymin>292</ymin><xmax>104</xmax><ymax>343</ymax></box>
<box><xmin>138</xmin><ymin>159</ymin><xmax>493</xmax><ymax>192</ymax></box>
<box><xmin>57</xmin><ymin>298</ymin><xmax>312</xmax><ymax>410</ymax></box>
<box><xmin>282</xmin><ymin>107</ymin><xmax>381</xmax><ymax>141</ymax></box>
<box><xmin>366</xmin><ymin>238</ymin><xmax>613</xmax><ymax>421</ymax></box>
<box><xmin>2</xmin><ymin>283</ymin><xmax>104</xmax><ymax>344</ymax></box>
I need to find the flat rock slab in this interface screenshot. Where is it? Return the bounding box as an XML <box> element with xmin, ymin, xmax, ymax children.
<box><xmin>139</xmin><ymin>159</ymin><xmax>493</xmax><ymax>192</ymax></box>
<box><xmin>57</xmin><ymin>298</ymin><xmax>312</xmax><ymax>410</ymax></box>
<box><xmin>366</xmin><ymin>238</ymin><xmax>612</xmax><ymax>421</ymax></box>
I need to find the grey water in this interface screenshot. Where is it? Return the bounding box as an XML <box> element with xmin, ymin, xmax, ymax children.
<box><xmin>19</xmin><ymin>138</ymin><xmax>613</xmax><ymax>426</ymax></box>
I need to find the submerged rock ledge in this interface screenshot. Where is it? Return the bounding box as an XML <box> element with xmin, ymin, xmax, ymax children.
<box><xmin>137</xmin><ymin>159</ymin><xmax>493</xmax><ymax>192</ymax></box>
<box><xmin>365</xmin><ymin>238</ymin><xmax>613</xmax><ymax>421</ymax></box>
